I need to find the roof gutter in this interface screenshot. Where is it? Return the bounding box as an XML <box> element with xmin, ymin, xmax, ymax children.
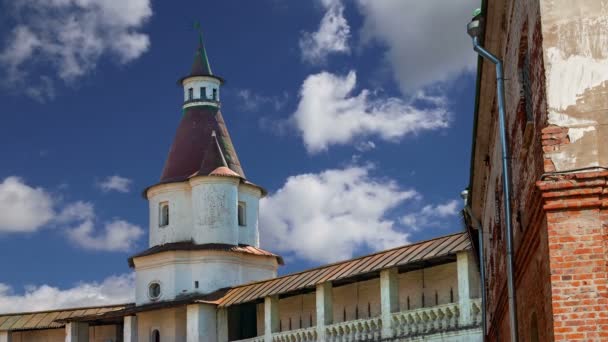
<box><xmin>467</xmin><ymin>11</ymin><xmax>519</xmax><ymax>342</ymax></box>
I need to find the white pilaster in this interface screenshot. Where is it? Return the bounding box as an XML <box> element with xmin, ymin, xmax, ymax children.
<box><xmin>217</xmin><ymin>308</ymin><xmax>229</xmax><ymax>342</ymax></box>
<box><xmin>0</xmin><ymin>331</ymin><xmax>11</xmax><ymax>342</ymax></box>
<box><xmin>123</xmin><ymin>316</ymin><xmax>137</xmax><ymax>342</ymax></box>
<box><xmin>264</xmin><ymin>295</ymin><xmax>279</xmax><ymax>342</ymax></box>
<box><xmin>65</xmin><ymin>322</ymin><xmax>89</xmax><ymax>342</ymax></box>
<box><xmin>457</xmin><ymin>250</ymin><xmax>478</xmax><ymax>326</ymax></box>
<box><xmin>380</xmin><ymin>268</ymin><xmax>399</xmax><ymax>338</ymax></box>
<box><xmin>315</xmin><ymin>282</ymin><xmax>333</xmax><ymax>340</ymax></box>
<box><xmin>187</xmin><ymin>304</ymin><xmax>217</xmax><ymax>342</ymax></box>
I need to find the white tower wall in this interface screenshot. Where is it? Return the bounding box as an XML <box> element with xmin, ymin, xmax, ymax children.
<box><xmin>148</xmin><ymin>183</ymin><xmax>193</xmax><ymax>246</ymax></box>
<box><xmin>191</xmin><ymin>177</ymin><xmax>239</xmax><ymax>245</ymax></box>
<box><xmin>238</xmin><ymin>184</ymin><xmax>262</xmax><ymax>246</ymax></box>
<box><xmin>182</xmin><ymin>76</ymin><xmax>221</xmax><ymax>103</ymax></box>
<box><xmin>134</xmin><ymin>251</ymin><xmax>277</xmax><ymax>305</ymax></box>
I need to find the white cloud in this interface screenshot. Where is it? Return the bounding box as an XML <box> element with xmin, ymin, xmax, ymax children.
<box><xmin>236</xmin><ymin>89</ymin><xmax>289</xmax><ymax>112</ymax></box>
<box><xmin>97</xmin><ymin>175</ymin><xmax>133</xmax><ymax>193</ymax></box>
<box><xmin>300</xmin><ymin>0</ymin><xmax>350</xmax><ymax>64</ymax></box>
<box><xmin>56</xmin><ymin>201</ymin><xmax>95</xmax><ymax>223</ymax></box>
<box><xmin>67</xmin><ymin>219</ymin><xmax>143</xmax><ymax>252</ymax></box>
<box><xmin>0</xmin><ymin>0</ymin><xmax>152</xmax><ymax>99</ymax></box>
<box><xmin>0</xmin><ymin>273</ymin><xmax>134</xmax><ymax>314</ymax></box>
<box><xmin>260</xmin><ymin>166</ymin><xmax>418</xmax><ymax>263</ymax></box>
<box><xmin>0</xmin><ymin>177</ymin><xmax>55</xmax><ymax>233</ymax></box>
<box><xmin>357</xmin><ymin>0</ymin><xmax>477</xmax><ymax>93</ymax></box>
<box><xmin>0</xmin><ymin>176</ymin><xmax>143</xmax><ymax>251</ymax></box>
<box><xmin>355</xmin><ymin>140</ymin><xmax>376</xmax><ymax>152</ymax></box>
<box><xmin>401</xmin><ymin>199</ymin><xmax>461</xmax><ymax>231</ymax></box>
<box><xmin>292</xmin><ymin>70</ymin><xmax>449</xmax><ymax>153</ymax></box>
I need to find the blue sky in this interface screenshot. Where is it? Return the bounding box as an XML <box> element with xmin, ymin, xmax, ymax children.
<box><xmin>0</xmin><ymin>0</ymin><xmax>478</xmax><ymax>311</ymax></box>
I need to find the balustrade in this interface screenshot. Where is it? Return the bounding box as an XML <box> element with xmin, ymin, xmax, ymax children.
<box><xmin>232</xmin><ymin>299</ymin><xmax>482</xmax><ymax>342</ymax></box>
<box><xmin>324</xmin><ymin>316</ymin><xmax>382</xmax><ymax>341</ymax></box>
<box><xmin>271</xmin><ymin>326</ymin><xmax>317</xmax><ymax>341</ymax></box>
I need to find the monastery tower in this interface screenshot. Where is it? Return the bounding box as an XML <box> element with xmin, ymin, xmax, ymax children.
<box><xmin>130</xmin><ymin>34</ymin><xmax>282</xmax><ymax>306</ymax></box>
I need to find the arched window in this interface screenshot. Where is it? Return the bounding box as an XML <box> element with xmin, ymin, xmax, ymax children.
<box><xmin>159</xmin><ymin>202</ymin><xmax>169</xmax><ymax>227</ymax></box>
<box><xmin>151</xmin><ymin>329</ymin><xmax>160</xmax><ymax>342</ymax></box>
<box><xmin>188</xmin><ymin>88</ymin><xmax>193</xmax><ymax>100</ymax></box>
<box><xmin>200</xmin><ymin>86</ymin><xmax>206</xmax><ymax>99</ymax></box>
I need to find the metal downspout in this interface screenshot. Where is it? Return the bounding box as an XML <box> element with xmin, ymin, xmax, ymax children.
<box><xmin>471</xmin><ymin>36</ymin><xmax>519</xmax><ymax>342</ymax></box>
<box><xmin>465</xmin><ymin>205</ymin><xmax>487</xmax><ymax>340</ymax></box>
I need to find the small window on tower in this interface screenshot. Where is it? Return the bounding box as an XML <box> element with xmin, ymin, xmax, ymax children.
<box><xmin>238</xmin><ymin>201</ymin><xmax>246</xmax><ymax>227</ymax></box>
<box><xmin>159</xmin><ymin>202</ymin><xmax>169</xmax><ymax>227</ymax></box>
<box><xmin>212</xmin><ymin>88</ymin><xmax>217</xmax><ymax>100</ymax></box>
<box><xmin>200</xmin><ymin>86</ymin><xmax>206</xmax><ymax>99</ymax></box>
<box><xmin>188</xmin><ymin>88</ymin><xmax>193</xmax><ymax>100</ymax></box>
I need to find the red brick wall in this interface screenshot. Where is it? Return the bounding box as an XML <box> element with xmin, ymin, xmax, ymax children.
<box><xmin>480</xmin><ymin>0</ymin><xmax>554</xmax><ymax>340</ymax></box>
<box><xmin>538</xmin><ymin>172</ymin><xmax>608</xmax><ymax>341</ymax></box>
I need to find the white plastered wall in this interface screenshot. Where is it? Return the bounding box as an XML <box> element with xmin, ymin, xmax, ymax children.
<box><xmin>398</xmin><ymin>262</ymin><xmax>460</xmax><ymax>310</ymax></box>
<box><xmin>134</xmin><ymin>251</ymin><xmax>277</xmax><ymax>305</ymax></box>
<box><xmin>148</xmin><ymin>183</ymin><xmax>193</xmax><ymax>246</ymax></box>
<box><xmin>237</xmin><ymin>184</ymin><xmax>262</xmax><ymax>246</ymax></box>
<box><xmin>147</xmin><ymin>177</ymin><xmax>262</xmax><ymax>247</ymax></box>
<box><xmin>332</xmin><ymin>278</ymin><xmax>381</xmax><ymax>322</ymax></box>
<box><xmin>191</xmin><ymin>178</ymin><xmax>239</xmax><ymax>245</ymax></box>
<box><xmin>137</xmin><ymin>307</ymin><xmax>187</xmax><ymax>342</ymax></box>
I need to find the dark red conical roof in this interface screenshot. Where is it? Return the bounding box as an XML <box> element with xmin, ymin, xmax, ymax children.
<box><xmin>160</xmin><ymin>106</ymin><xmax>245</xmax><ymax>183</ymax></box>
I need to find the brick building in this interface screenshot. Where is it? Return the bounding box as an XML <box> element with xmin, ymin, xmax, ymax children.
<box><xmin>465</xmin><ymin>0</ymin><xmax>608</xmax><ymax>341</ymax></box>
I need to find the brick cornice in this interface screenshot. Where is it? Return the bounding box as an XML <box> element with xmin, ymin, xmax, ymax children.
<box><xmin>536</xmin><ymin>171</ymin><xmax>608</xmax><ymax>210</ymax></box>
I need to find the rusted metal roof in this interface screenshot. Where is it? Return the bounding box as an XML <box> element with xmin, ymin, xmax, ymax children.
<box><xmin>128</xmin><ymin>241</ymin><xmax>284</xmax><ymax>268</ymax></box>
<box><xmin>217</xmin><ymin>232</ymin><xmax>471</xmax><ymax>307</ymax></box>
<box><xmin>0</xmin><ymin>304</ymin><xmax>130</xmax><ymax>331</ymax></box>
<box><xmin>158</xmin><ymin>106</ymin><xmax>244</xmax><ymax>184</ymax></box>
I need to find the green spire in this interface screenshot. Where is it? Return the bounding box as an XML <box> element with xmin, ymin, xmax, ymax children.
<box><xmin>190</xmin><ymin>22</ymin><xmax>213</xmax><ymax>76</ymax></box>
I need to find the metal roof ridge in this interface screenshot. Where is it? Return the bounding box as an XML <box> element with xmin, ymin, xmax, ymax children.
<box><xmin>227</xmin><ymin>231</ymin><xmax>468</xmax><ymax>291</ymax></box>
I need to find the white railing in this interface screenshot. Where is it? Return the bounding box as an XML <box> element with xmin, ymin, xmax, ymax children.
<box><xmin>390</xmin><ymin>299</ymin><xmax>482</xmax><ymax>338</ymax></box>
<box><xmin>233</xmin><ymin>300</ymin><xmax>482</xmax><ymax>342</ymax></box>
<box><xmin>470</xmin><ymin>298</ymin><xmax>482</xmax><ymax>326</ymax></box>
<box><xmin>272</xmin><ymin>326</ymin><xmax>317</xmax><ymax>341</ymax></box>
<box><xmin>325</xmin><ymin>316</ymin><xmax>382</xmax><ymax>341</ymax></box>
<box><xmin>390</xmin><ymin>302</ymin><xmax>458</xmax><ymax>337</ymax></box>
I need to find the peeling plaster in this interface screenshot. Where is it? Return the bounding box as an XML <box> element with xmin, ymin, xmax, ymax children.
<box><xmin>547</xmin><ymin>112</ymin><xmax>596</xmax><ymax>126</ymax></box>
<box><xmin>568</xmin><ymin>126</ymin><xmax>595</xmax><ymax>143</ymax></box>
<box><xmin>546</xmin><ymin>47</ymin><xmax>608</xmax><ymax>111</ymax></box>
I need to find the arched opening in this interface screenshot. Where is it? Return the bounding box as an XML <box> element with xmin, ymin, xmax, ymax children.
<box><xmin>152</xmin><ymin>329</ymin><xmax>160</xmax><ymax>342</ymax></box>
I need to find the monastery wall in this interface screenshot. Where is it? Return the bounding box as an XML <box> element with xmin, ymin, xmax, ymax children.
<box><xmin>253</xmin><ymin>261</ymin><xmax>467</xmax><ymax>336</ymax></box>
